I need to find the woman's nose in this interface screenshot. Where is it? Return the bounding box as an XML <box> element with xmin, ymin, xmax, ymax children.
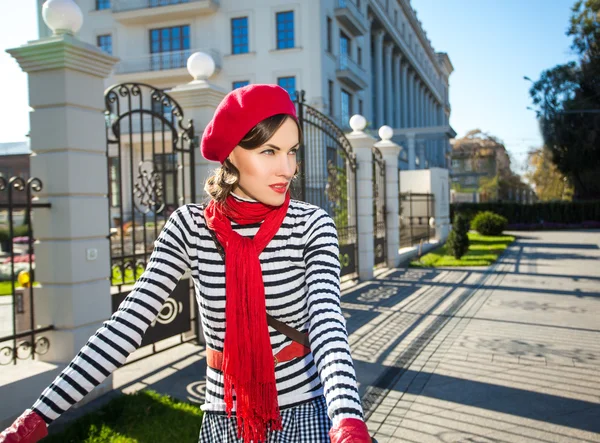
<box><xmin>278</xmin><ymin>156</ymin><xmax>295</xmax><ymax>179</ymax></box>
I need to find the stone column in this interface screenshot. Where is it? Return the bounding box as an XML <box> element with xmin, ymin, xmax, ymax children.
<box><xmin>364</xmin><ymin>15</ymin><xmax>374</xmax><ymax>123</ymax></box>
<box><xmin>7</xmin><ymin>29</ymin><xmax>118</xmax><ymax>403</ymax></box>
<box><xmin>374</xmin><ymin>30</ymin><xmax>385</xmax><ymax>128</ymax></box>
<box><xmin>346</xmin><ymin>119</ymin><xmax>377</xmax><ymax>280</ymax></box>
<box><xmin>168</xmin><ymin>54</ymin><xmax>226</xmax><ymax>203</ymax></box>
<box><xmin>394</xmin><ymin>54</ymin><xmax>402</xmax><ymax>129</ymax></box>
<box><xmin>401</xmin><ymin>63</ymin><xmax>408</xmax><ymax>128</ymax></box>
<box><xmin>374</xmin><ymin>131</ymin><xmax>402</xmax><ymax>268</ymax></box>
<box><xmin>406</xmin><ymin>132</ymin><xmax>416</xmax><ymax>169</ymax></box>
<box><xmin>408</xmin><ymin>71</ymin><xmax>415</xmax><ymax>127</ymax></box>
<box><xmin>384</xmin><ymin>42</ymin><xmax>394</xmax><ymax>126</ymax></box>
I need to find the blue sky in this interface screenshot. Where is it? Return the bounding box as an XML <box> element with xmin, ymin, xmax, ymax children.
<box><xmin>1</xmin><ymin>1</ymin><xmax>579</xmax><ymax>174</ymax></box>
<box><xmin>411</xmin><ymin>0</ymin><xmax>578</xmax><ymax>173</ymax></box>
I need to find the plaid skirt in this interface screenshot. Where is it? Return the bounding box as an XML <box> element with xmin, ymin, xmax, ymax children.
<box><xmin>198</xmin><ymin>396</ymin><xmax>332</xmax><ymax>442</ymax></box>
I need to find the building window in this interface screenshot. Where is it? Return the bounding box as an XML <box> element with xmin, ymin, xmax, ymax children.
<box><xmin>341</xmin><ymin>89</ymin><xmax>352</xmax><ymax>127</ymax></box>
<box><xmin>326</xmin><ymin>17</ymin><xmax>332</xmax><ymax>53</ymax></box>
<box><xmin>231</xmin><ymin>17</ymin><xmax>249</xmax><ymax>54</ymax></box>
<box><xmin>233</xmin><ymin>80</ymin><xmax>250</xmax><ymax>90</ymax></box>
<box><xmin>96</xmin><ymin>0</ymin><xmax>110</xmax><ymax>10</ymax></box>
<box><xmin>339</xmin><ymin>31</ymin><xmax>350</xmax><ymax>69</ymax></box>
<box><xmin>108</xmin><ymin>157</ymin><xmax>120</xmax><ymax>208</ymax></box>
<box><xmin>276</xmin><ymin>11</ymin><xmax>295</xmax><ymax>49</ymax></box>
<box><xmin>277</xmin><ymin>76</ymin><xmax>296</xmax><ymax>100</ymax></box>
<box><xmin>97</xmin><ymin>34</ymin><xmax>112</xmax><ymax>55</ymax></box>
<box><xmin>451</xmin><ymin>159</ymin><xmax>460</xmax><ymax>169</ymax></box>
<box><xmin>464</xmin><ymin>159</ymin><xmax>472</xmax><ymax>171</ymax></box>
<box><xmin>150</xmin><ymin>25</ymin><xmax>190</xmax><ymax>70</ymax></box>
<box><xmin>358</xmin><ymin>99</ymin><xmax>363</xmax><ymax>116</ymax></box>
<box><xmin>394</xmin><ymin>10</ymin><xmax>398</xmax><ymax>26</ymax></box>
<box><xmin>357</xmin><ymin>46</ymin><xmax>362</xmax><ymax>66</ymax></box>
<box><xmin>328</xmin><ymin>80</ymin><xmax>334</xmax><ymax>116</ymax></box>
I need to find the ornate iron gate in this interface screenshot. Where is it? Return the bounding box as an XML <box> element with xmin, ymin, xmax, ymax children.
<box><xmin>104</xmin><ymin>83</ymin><xmax>200</xmax><ymax>360</ymax></box>
<box><xmin>372</xmin><ymin>147</ymin><xmax>387</xmax><ymax>267</ymax></box>
<box><xmin>399</xmin><ymin>192</ymin><xmax>435</xmax><ymax>248</ymax></box>
<box><xmin>294</xmin><ymin>91</ymin><xmax>358</xmax><ymax>279</ymax></box>
<box><xmin>0</xmin><ymin>177</ymin><xmax>53</xmax><ymax>365</ymax></box>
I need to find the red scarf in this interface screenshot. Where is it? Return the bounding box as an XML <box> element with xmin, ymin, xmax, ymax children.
<box><xmin>204</xmin><ymin>192</ymin><xmax>290</xmax><ymax>442</ymax></box>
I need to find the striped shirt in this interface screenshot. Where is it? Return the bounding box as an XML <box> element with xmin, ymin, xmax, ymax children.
<box><xmin>31</xmin><ymin>195</ymin><xmax>364</xmax><ymax>428</ymax></box>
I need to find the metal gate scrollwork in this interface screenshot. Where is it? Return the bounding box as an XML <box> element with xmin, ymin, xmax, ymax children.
<box><xmin>372</xmin><ymin>147</ymin><xmax>387</xmax><ymax>267</ymax></box>
<box><xmin>294</xmin><ymin>90</ymin><xmax>359</xmax><ymax>279</ymax></box>
<box><xmin>104</xmin><ymin>82</ymin><xmax>201</xmax><ymax>358</ymax></box>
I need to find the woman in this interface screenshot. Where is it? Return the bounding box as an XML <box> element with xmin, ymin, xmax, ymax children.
<box><xmin>1</xmin><ymin>84</ymin><xmax>372</xmax><ymax>443</ymax></box>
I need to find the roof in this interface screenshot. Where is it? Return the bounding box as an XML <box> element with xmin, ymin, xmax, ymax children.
<box><xmin>0</xmin><ymin>141</ymin><xmax>31</xmax><ymax>156</ymax></box>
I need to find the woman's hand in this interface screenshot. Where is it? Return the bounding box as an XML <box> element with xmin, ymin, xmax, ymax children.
<box><xmin>0</xmin><ymin>410</ymin><xmax>47</xmax><ymax>443</ymax></box>
<box><xmin>329</xmin><ymin>418</ymin><xmax>374</xmax><ymax>443</ymax></box>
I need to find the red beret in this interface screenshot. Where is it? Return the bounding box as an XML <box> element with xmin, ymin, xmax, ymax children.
<box><xmin>201</xmin><ymin>84</ymin><xmax>298</xmax><ymax>164</ymax></box>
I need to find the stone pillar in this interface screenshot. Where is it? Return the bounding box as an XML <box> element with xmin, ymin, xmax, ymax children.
<box><xmin>168</xmin><ymin>55</ymin><xmax>226</xmax><ymax>203</ymax></box>
<box><xmin>406</xmin><ymin>132</ymin><xmax>416</xmax><ymax>170</ymax></box>
<box><xmin>384</xmin><ymin>42</ymin><xmax>394</xmax><ymax>126</ymax></box>
<box><xmin>401</xmin><ymin>63</ymin><xmax>408</xmax><ymax>128</ymax></box>
<box><xmin>346</xmin><ymin>118</ymin><xmax>377</xmax><ymax>280</ymax></box>
<box><xmin>374</xmin><ymin>132</ymin><xmax>402</xmax><ymax>268</ymax></box>
<box><xmin>374</xmin><ymin>30</ymin><xmax>385</xmax><ymax>128</ymax></box>
<box><xmin>7</xmin><ymin>30</ymin><xmax>118</xmax><ymax>403</ymax></box>
<box><xmin>394</xmin><ymin>54</ymin><xmax>402</xmax><ymax>128</ymax></box>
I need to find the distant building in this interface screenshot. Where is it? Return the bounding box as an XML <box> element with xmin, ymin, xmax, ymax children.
<box><xmin>450</xmin><ymin>131</ymin><xmax>534</xmax><ymax>203</ymax></box>
<box><xmin>35</xmin><ymin>0</ymin><xmax>455</xmax><ymax>171</ymax></box>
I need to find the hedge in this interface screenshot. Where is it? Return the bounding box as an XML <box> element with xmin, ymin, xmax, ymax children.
<box><xmin>451</xmin><ymin>201</ymin><xmax>600</xmax><ymax>226</ymax></box>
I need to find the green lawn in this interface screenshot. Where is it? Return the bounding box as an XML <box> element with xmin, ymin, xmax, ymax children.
<box><xmin>411</xmin><ymin>232</ymin><xmax>515</xmax><ymax>267</ymax></box>
<box><xmin>0</xmin><ymin>281</ymin><xmax>41</xmax><ymax>296</ymax></box>
<box><xmin>44</xmin><ymin>390</ymin><xmax>203</xmax><ymax>443</ymax></box>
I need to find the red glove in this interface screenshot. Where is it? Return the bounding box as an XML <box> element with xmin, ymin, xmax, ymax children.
<box><xmin>329</xmin><ymin>418</ymin><xmax>373</xmax><ymax>443</ymax></box>
<box><xmin>0</xmin><ymin>410</ymin><xmax>48</xmax><ymax>443</ymax></box>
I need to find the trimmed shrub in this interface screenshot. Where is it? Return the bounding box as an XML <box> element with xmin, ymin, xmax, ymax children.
<box><xmin>472</xmin><ymin>211</ymin><xmax>508</xmax><ymax>236</ymax></box>
<box><xmin>447</xmin><ymin>213</ymin><xmax>470</xmax><ymax>259</ymax></box>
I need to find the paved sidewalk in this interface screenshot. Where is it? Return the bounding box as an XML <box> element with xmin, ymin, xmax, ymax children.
<box><xmin>354</xmin><ymin>231</ymin><xmax>600</xmax><ymax>442</ymax></box>
<box><xmin>45</xmin><ymin>230</ymin><xmax>600</xmax><ymax>442</ymax></box>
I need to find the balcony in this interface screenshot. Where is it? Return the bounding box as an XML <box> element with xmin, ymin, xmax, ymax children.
<box><xmin>334</xmin><ymin>0</ymin><xmax>368</xmax><ymax>36</ymax></box>
<box><xmin>112</xmin><ymin>0</ymin><xmax>219</xmax><ymax>24</ymax></box>
<box><xmin>114</xmin><ymin>48</ymin><xmax>221</xmax><ymax>81</ymax></box>
<box><xmin>336</xmin><ymin>54</ymin><xmax>367</xmax><ymax>90</ymax></box>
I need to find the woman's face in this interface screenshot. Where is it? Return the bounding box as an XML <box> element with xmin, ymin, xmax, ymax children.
<box><xmin>228</xmin><ymin>117</ymin><xmax>299</xmax><ymax>206</ymax></box>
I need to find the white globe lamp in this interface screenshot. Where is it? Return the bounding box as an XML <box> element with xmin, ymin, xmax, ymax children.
<box><xmin>187</xmin><ymin>52</ymin><xmax>216</xmax><ymax>81</ymax></box>
<box><xmin>378</xmin><ymin>125</ymin><xmax>393</xmax><ymax>141</ymax></box>
<box><xmin>349</xmin><ymin>114</ymin><xmax>367</xmax><ymax>133</ymax></box>
<box><xmin>42</xmin><ymin>0</ymin><xmax>83</xmax><ymax>36</ymax></box>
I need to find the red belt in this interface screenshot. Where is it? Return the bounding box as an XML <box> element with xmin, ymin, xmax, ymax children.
<box><xmin>207</xmin><ymin>339</ymin><xmax>311</xmax><ymax>371</ymax></box>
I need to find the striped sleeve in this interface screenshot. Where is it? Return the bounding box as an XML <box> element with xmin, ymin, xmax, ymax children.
<box><xmin>303</xmin><ymin>208</ymin><xmax>364</xmax><ymax>426</ymax></box>
<box><xmin>30</xmin><ymin>206</ymin><xmax>193</xmax><ymax>425</ymax></box>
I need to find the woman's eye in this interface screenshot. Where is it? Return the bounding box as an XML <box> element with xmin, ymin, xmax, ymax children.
<box><xmin>261</xmin><ymin>149</ymin><xmax>275</xmax><ymax>155</ymax></box>
<box><xmin>289</xmin><ymin>149</ymin><xmax>298</xmax><ymax>155</ymax></box>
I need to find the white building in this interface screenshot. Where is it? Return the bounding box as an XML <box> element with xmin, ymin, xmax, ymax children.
<box><xmin>36</xmin><ymin>0</ymin><xmax>455</xmax><ymax>170</ymax></box>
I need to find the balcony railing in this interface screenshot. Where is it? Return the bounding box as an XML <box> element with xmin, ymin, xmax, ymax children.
<box><xmin>337</xmin><ymin>53</ymin><xmax>367</xmax><ymax>90</ymax></box>
<box><xmin>335</xmin><ymin>0</ymin><xmax>367</xmax><ymax>36</ymax></box>
<box><xmin>112</xmin><ymin>0</ymin><xmax>217</xmax><ymax>12</ymax></box>
<box><xmin>115</xmin><ymin>48</ymin><xmax>220</xmax><ymax>75</ymax></box>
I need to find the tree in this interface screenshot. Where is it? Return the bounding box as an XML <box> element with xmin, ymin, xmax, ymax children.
<box><xmin>447</xmin><ymin>213</ymin><xmax>470</xmax><ymax>259</ymax></box>
<box><xmin>528</xmin><ymin>0</ymin><xmax>600</xmax><ymax>200</ymax></box>
<box><xmin>525</xmin><ymin>147</ymin><xmax>574</xmax><ymax>201</ymax></box>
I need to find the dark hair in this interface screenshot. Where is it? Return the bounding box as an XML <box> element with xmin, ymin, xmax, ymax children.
<box><xmin>204</xmin><ymin>114</ymin><xmax>303</xmax><ymax>203</ymax></box>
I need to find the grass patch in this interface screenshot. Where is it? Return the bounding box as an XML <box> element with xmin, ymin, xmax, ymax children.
<box><xmin>44</xmin><ymin>390</ymin><xmax>203</xmax><ymax>443</ymax></box>
<box><xmin>411</xmin><ymin>232</ymin><xmax>515</xmax><ymax>268</ymax></box>
<box><xmin>0</xmin><ymin>281</ymin><xmax>41</xmax><ymax>296</ymax></box>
